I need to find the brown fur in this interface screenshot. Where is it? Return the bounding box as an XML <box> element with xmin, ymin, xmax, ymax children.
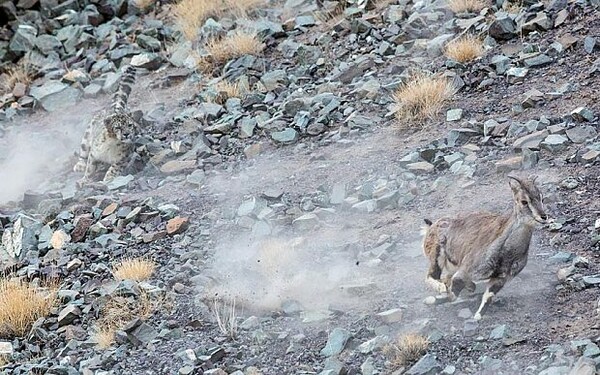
<box><xmin>421</xmin><ymin>175</ymin><xmax>547</xmax><ymax>320</ymax></box>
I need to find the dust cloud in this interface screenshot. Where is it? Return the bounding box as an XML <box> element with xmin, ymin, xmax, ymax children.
<box><xmin>202</xmin><ymin>227</ymin><xmax>397</xmax><ymax>315</ymax></box>
<box><xmin>0</xmin><ymin>107</ymin><xmax>92</xmax><ymax>204</ymax></box>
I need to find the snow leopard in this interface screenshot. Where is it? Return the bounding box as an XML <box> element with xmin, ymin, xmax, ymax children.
<box><xmin>73</xmin><ymin>65</ymin><xmax>140</xmax><ymax>187</ymax></box>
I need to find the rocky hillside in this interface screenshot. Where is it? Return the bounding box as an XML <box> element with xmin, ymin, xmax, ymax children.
<box><xmin>1</xmin><ymin>0</ymin><xmax>600</xmax><ymax>374</ymax></box>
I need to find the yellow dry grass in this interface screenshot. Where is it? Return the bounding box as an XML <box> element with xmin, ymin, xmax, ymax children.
<box><xmin>447</xmin><ymin>0</ymin><xmax>487</xmax><ymax>13</ymax></box>
<box><xmin>393</xmin><ymin>74</ymin><xmax>455</xmax><ymax>123</ymax></box>
<box><xmin>444</xmin><ymin>35</ymin><xmax>485</xmax><ymax>62</ymax></box>
<box><xmin>206</xmin><ymin>31</ymin><xmax>265</xmax><ymax>64</ymax></box>
<box><xmin>214</xmin><ymin>79</ymin><xmax>249</xmax><ymax>103</ymax></box>
<box><xmin>503</xmin><ymin>0</ymin><xmax>524</xmax><ymax>13</ymax></box>
<box><xmin>383</xmin><ymin>333</ymin><xmax>429</xmax><ymax>369</ymax></box>
<box><xmin>133</xmin><ymin>0</ymin><xmax>155</xmax><ymax>11</ymax></box>
<box><xmin>92</xmin><ymin>291</ymin><xmax>161</xmax><ymax>349</ymax></box>
<box><xmin>0</xmin><ymin>278</ymin><xmax>57</xmax><ymax>338</ymax></box>
<box><xmin>112</xmin><ymin>258</ymin><xmax>156</xmax><ymax>282</ymax></box>
<box><xmin>0</xmin><ymin>61</ymin><xmax>34</xmax><ymax>96</ymax></box>
<box><xmin>173</xmin><ymin>0</ymin><xmax>263</xmax><ymax>41</ymax></box>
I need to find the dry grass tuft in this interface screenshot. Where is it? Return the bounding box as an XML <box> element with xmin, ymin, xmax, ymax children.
<box><xmin>0</xmin><ymin>61</ymin><xmax>34</xmax><ymax>96</ymax></box>
<box><xmin>502</xmin><ymin>0</ymin><xmax>524</xmax><ymax>13</ymax></box>
<box><xmin>133</xmin><ymin>0</ymin><xmax>155</xmax><ymax>11</ymax></box>
<box><xmin>214</xmin><ymin>79</ymin><xmax>249</xmax><ymax>103</ymax></box>
<box><xmin>198</xmin><ymin>31</ymin><xmax>265</xmax><ymax>74</ymax></box>
<box><xmin>206</xmin><ymin>31</ymin><xmax>265</xmax><ymax>64</ymax></box>
<box><xmin>174</xmin><ymin>0</ymin><xmax>263</xmax><ymax>41</ymax></box>
<box><xmin>112</xmin><ymin>258</ymin><xmax>156</xmax><ymax>282</ymax></box>
<box><xmin>393</xmin><ymin>74</ymin><xmax>455</xmax><ymax>123</ymax></box>
<box><xmin>447</xmin><ymin>0</ymin><xmax>487</xmax><ymax>13</ymax></box>
<box><xmin>213</xmin><ymin>297</ymin><xmax>237</xmax><ymax>339</ymax></box>
<box><xmin>444</xmin><ymin>35</ymin><xmax>485</xmax><ymax>62</ymax></box>
<box><xmin>0</xmin><ymin>278</ymin><xmax>57</xmax><ymax>338</ymax></box>
<box><xmin>92</xmin><ymin>291</ymin><xmax>162</xmax><ymax>349</ymax></box>
<box><xmin>383</xmin><ymin>333</ymin><xmax>429</xmax><ymax>369</ymax></box>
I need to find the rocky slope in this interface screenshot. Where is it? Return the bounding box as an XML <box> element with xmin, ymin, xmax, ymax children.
<box><xmin>1</xmin><ymin>0</ymin><xmax>600</xmax><ymax>374</ymax></box>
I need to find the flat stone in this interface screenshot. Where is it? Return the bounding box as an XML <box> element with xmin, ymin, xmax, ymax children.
<box><xmin>160</xmin><ymin>160</ymin><xmax>197</xmax><ymax>174</ymax></box>
<box><xmin>407</xmin><ymin>161</ymin><xmax>434</xmax><ymax>173</ymax></box>
<box><xmin>495</xmin><ymin>156</ymin><xmax>522</xmax><ymax>172</ymax></box>
<box><xmin>58</xmin><ymin>304</ymin><xmax>81</xmax><ymax>326</ymax></box>
<box><xmin>352</xmin><ymin>199</ymin><xmax>378</xmax><ymax>213</ymax></box>
<box><xmin>489</xmin><ymin>324</ymin><xmax>508</xmax><ymax>339</ymax></box>
<box><xmin>541</xmin><ymin>134</ymin><xmax>569</xmax><ymax>153</ymax></box>
<box><xmin>566</xmin><ymin>126</ymin><xmax>597</xmax><ymax>144</ymax></box>
<box><xmin>463</xmin><ymin>319</ymin><xmax>478</xmax><ymax>337</ymax></box>
<box><xmin>166</xmin><ymin>216</ymin><xmax>189</xmax><ymax>235</ymax></box>
<box><xmin>320</xmin><ymin>328</ymin><xmax>352</xmax><ymax>357</ymax></box>
<box><xmin>489</xmin><ymin>16</ymin><xmax>517</xmax><ymax>40</ymax></box>
<box><xmin>446</xmin><ymin>108</ymin><xmax>463</xmax><ymax>122</ymax></box>
<box><xmin>581</xmin><ymin>149</ymin><xmax>600</xmax><ymax>163</ymax></box>
<box><xmin>406</xmin><ymin>354</ymin><xmax>443</xmax><ymax>375</ymax></box>
<box><xmin>506</xmin><ymin>66</ymin><xmax>529</xmax><ymax>82</ymax></box>
<box><xmin>376</xmin><ymin>308</ymin><xmax>403</xmax><ymax>323</ymax></box>
<box><xmin>571</xmin><ymin>107</ymin><xmax>595</xmax><ymax>122</ymax></box>
<box><xmin>128</xmin><ymin>323</ymin><xmax>158</xmax><ymax>346</ymax></box>
<box><xmin>130</xmin><ymin>53</ymin><xmax>164</xmax><ymax>70</ymax></box>
<box><xmin>524</xmin><ymin>54</ymin><xmax>552</xmax><ymax>68</ymax></box>
<box><xmin>292</xmin><ymin>213</ymin><xmax>319</xmax><ymax>231</ymax></box>
<box><xmin>271</xmin><ymin>128</ymin><xmax>298</xmax><ymax>143</ymax></box>
<box><xmin>513</xmin><ymin>130</ymin><xmax>549</xmax><ymax>150</ymax></box>
<box><xmin>0</xmin><ymin>342</ymin><xmax>13</xmax><ymax>355</ymax></box>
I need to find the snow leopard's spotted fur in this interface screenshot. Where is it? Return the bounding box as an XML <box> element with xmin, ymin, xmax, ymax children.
<box><xmin>73</xmin><ymin>65</ymin><xmax>139</xmax><ymax>187</ymax></box>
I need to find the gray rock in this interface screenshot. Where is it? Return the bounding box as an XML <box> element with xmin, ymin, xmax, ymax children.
<box><xmin>521</xmin><ymin>12</ymin><xmax>553</xmax><ymax>32</ymax></box>
<box><xmin>463</xmin><ymin>319</ymin><xmax>478</xmax><ymax>336</ymax></box>
<box><xmin>128</xmin><ymin>323</ymin><xmax>158</xmax><ymax>346</ymax></box>
<box><xmin>489</xmin><ymin>16</ymin><xmax>517</xmax><ymax>40</ymax></box>
<box><xmin>406</xmin><ymin>354</ymin><xmax>442</xmax><ymax>375</ymax></box>
<box><xmin>566</xmin><ymin>126</ymin><xmax>597</xmax><ymax>144</ymax></box>
<box><xmin>524</xmin><ymin>54</ymin><xmax>552</xmax><ymax>68</ymax></box>
<box><xmin>522</xmin><ymin>148</ymin><xmax>539</xmax><ymax>169</ymax></box>
<box><xmin>271</xmin><ymin>128</ymin><xmax>298</xmax><ymax>143</ymax></box>
<box><xmin>0</xmin><ymin>341</ymin><xmax>13</xmax><ymax>355</ymax></box>
<box><xmin>569</xmin><ymin>356</ymin><xmax>596</xmax><ymax>375</ymax></box>
<box><xmin>197</xmin><ymin>102</ymin><xmax>224</xmax><ymax>121</ymax></box>
<box><xmin>58</xmin><ymin>305</ymin><xmax>81</xmax><ymax>326</ymax></box>
<box><xmin>295</xmin><ymin>15</ymin><xmax>315</xmax><ymax>27</ymax></box>
<box><xmin>352</xmin><ymin>199</ymin><xmax>378</xmax><ymax>213</ymax></box>
<box><xmin>261</xmin><ymin>70</ymin><xmax>288</xmax><ymax>91</ymax></box>
<box><xmin>584</xmin><ymin>36</ymin><xmax>596</xmax><ymax>54</ymax></box>
<box><xmin>513</xmin><ymin>130</ymin><xmax>549</xmax><ymax>150</ymax></box>
<box><xmin>582</xmin><ymin>275</ymin><xmax>600</xmax><ymax>287</ymax></box>
<box><xmin>35</xmin><ymin>34</ymin><xmax>62</xmax><ymax>55</ymax></box>
<box><xmin>131</xmin><ymin>53</ymin><xmax>164</xmax><ymax>70</ymax></box>
<box><xmin>427</xmin><ymin>33</ymin><xmax>455</xmax><ymax>57</ymax></box>
<box><xmin>376</xmin><ymin>308</ymin><xmax>402</xmax><ymax>323</ymax></box>
<box><xmin>137</xmin><ymin>34</ymin><xmax>161</xmax><ymax>51</ymax></box>
<box><xmin>506</xmin><ymin>67</ymin><xmax>529</xmax><ymax>83</ymax></box>
<box><xmin>491</xmin><ymin>54</ymin><xmax>511</xmax><ymax>74</ymax></box>
<box><xmin>9</xmin><ymin>24</ymin><xmax>37</xmax><ymax>53</ymax></box>
<box><xmin>106</xmin><ymin>175</ymin><xmax>134</xmax><ymax>190</ymax></box>
<box><xmin>186</xmin><ymin>169</ymin><xmax>205</xmax><ymax>187</ymax></box>
<box><xmin>571</xmin><ymin>107</ymin><xmax>595</xmax><ymax>122</ymax></box>
<box><xmin>489</xmin><ymin>324</ymin><xmax>508</xmax><ymax>339</ymax></box>
<box><xmin>320</xmin><ymin>328</ymin><xmax>352</xmax><ymax>357</ymax></box>
<box><xmin>239</xmin><ymin>118</ymin><xmax>256</xmax><ymax>138</ymax></box>
<box><xmin>361</xmin><ymin>357</ymin><xmax>376</xmax><ymax>375</ymax></box>
<box><xmin>30</xmin><ymin>81</ymin><xmax>82</xmax><ymax>112</ymax></box>
<box><xmin>549</xmin><ymin>251</ymin><xmax>574</xmax><ymax>263</ymax></box>
<box><xmin>581</xmin><ymin>149</ymin><xmax>600</xmax><ymax>163</ymax></box>
<box><xmin>292</xmin><ymin>213</ymin><xmax>319</xmax><ymax>231</ymax></box>
<box><xmin>541</xmin><ymin>134</ymin><xmax>569</xmax><ymax>153</ymax></box>
<box><xmin>407</xmin><ymin>161</ymin><xmax>434</xmax><ymax>173</ymax></box>
<box><xmin>357</xmin><ymin>336</ymin><xmax>387</xmax><ymax>354</ymax></box>
<box><xmin>447</xmin><ymin>128</ymin><xmax>479</xmax><ymax>146</ymax></box>
<box><xmin>83</xmin><ymin>83</ymin><xmax>102</xmax><ymax>98</ymax></box>
<box><xmin>446</xmin><ymin>108</ymin><xmax>463</xmax><ymax>122</ymax></box>
<box><xmin>1</xmin><ymin>214</ymin><xmax>41</xmax><ymax>261</ymax></box>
